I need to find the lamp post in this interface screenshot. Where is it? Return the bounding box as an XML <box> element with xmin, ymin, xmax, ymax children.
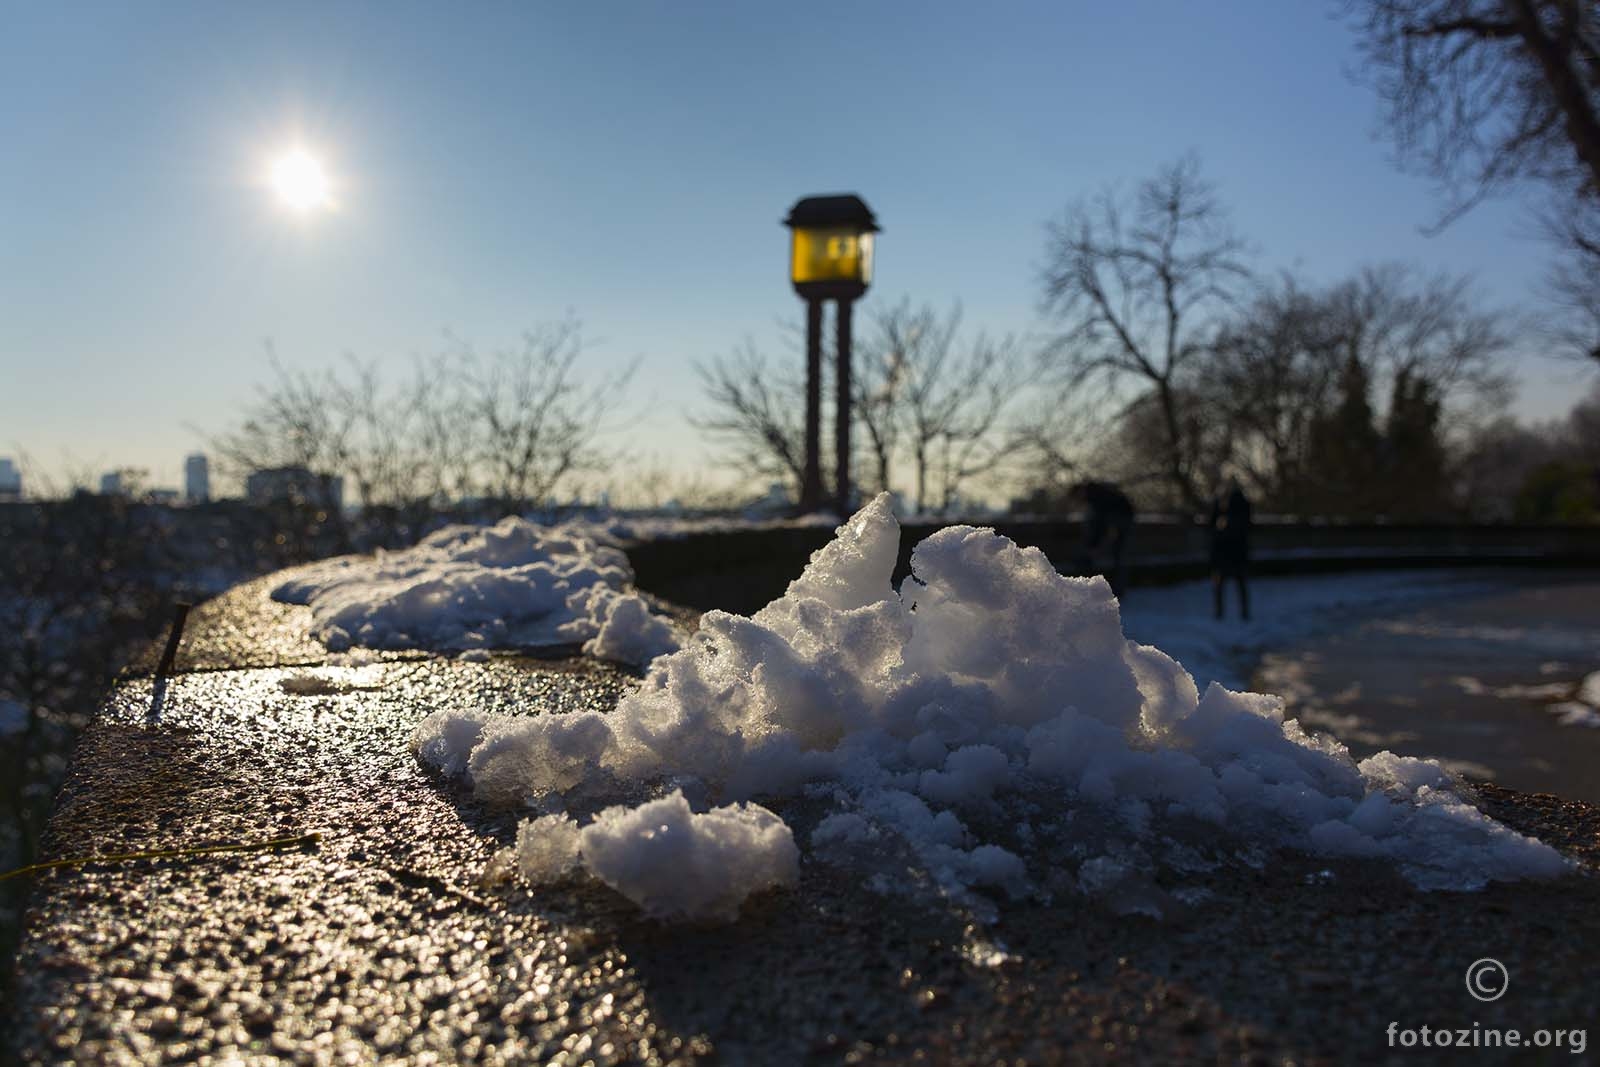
<box><xmin>784</xmin><ymin>194</ymin><xmax>878</xmax><ymax>515</ymax></box>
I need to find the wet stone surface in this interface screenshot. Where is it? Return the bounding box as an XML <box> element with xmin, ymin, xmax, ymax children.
<box><xmin>1257</xmin><ymin>577</ymin><xmax>1600</xmax><ymax>805</ymax></box>
<box><xmin>122</xmin><ymin>571</ymin><xmax>420</xmax><ymax>677</ymax></box>
<box><xmin>10</xmin><ymin>583</ymin><xmax>1600</xmax><ymax>1064</ymax></box>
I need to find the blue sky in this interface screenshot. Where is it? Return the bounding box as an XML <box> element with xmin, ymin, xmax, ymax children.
<box><xmin>1</xmin><ymin>1</ymin><xmax>1590</xmax><ymax>496</ymax></box>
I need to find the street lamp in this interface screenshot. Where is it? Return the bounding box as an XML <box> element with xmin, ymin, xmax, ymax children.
<box><xmin>784</xmin><ymin>194</ymin><xmax>879</xmax><ymax>514</ymax></box>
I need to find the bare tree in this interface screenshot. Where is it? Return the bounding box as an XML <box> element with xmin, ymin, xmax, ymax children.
<box><xmin>1350</xmin><ymin>0</ymin><xmax>1600</xmax><ymax>358</ymax></box>
<box><xmin>1203</xmin><ymin>265</ymin><xmax>1510</xmax><ymax>511</ymax></box>
<box><xmin>210</xmin><ymin>349</ymin><xmax>356</xmax><ymax>545</ymax></box>
<box><xmin>1351</xmin><ymin>0</ymin><xmax>1600</xmax><ymax>220</ymax></box>
<box><xmin>1324</xmin><ymin>263</ymin><xmax>1513</xmax><ymax>413</ymax></box>
<box><xmin>1206</xmin><ymin>276</ymin><xmax>1347</xmax><ymax>510</ymax></box>
<box><xmin>407</xmin><ymin>354</ymin><xmax>478</xmax><ymax>510</ymax></box>
<box><xmin>1040</xmin><ymin>155</ymin><xmax>1251</xmax><ymax>511</ymax></box>
<box><xmin>457</xmin><ymin>320</ymin><xmax>635</xmax><ymax>514</ymax></box>
<box><xmin>692</xmin><ymin>341</ymin><xmax>814</xmax><ymax>500</ymax></box>
<box><xmin>852</xmin><ymin>313</ymin><xmax>910</xmax><ymax>496</ymax></box>
<box><xmin>213</xmin><ymin>319</ymin><xmax>632</xmax><ymax>537</ymax></box>
<box><xmin>212</xmin><ymin>350</ymin><xmax>354</xmax><ymax>498</ymax></box>
<box><xmin>850</xmin><ymin>300</ymin><xmax>1027</xmax><ymax>515</ymax></box>
<box><xmin>1453</xmin><ymin>415</ymin><xmax>1563</xmax><ymax>518</ymax></box>
<box><xmin>1006</xmin><ymin>371</ymin><xmax>1130</xmax><ymax>511</ymax></box>
<box><xmin>328</xmin><ymin>357</ymin><xmax>422</xmax><ymax>515</ymax></box>
<box><xmin>1544</xmin><ymin>203</ymin><xmax>1600</xmax><ymax>358</ymax></box>
<box><xmin>695</xmin><ymin>305</ymin><xmax>1022</xmax><ymax>514</ymax></box>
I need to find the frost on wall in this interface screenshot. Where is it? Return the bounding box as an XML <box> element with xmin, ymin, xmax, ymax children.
<box><xmin>273</xmin><ymin>517</ymin><xmax>680</xmax><ymax>667</ymax></box>
<box><xmin>414</xmin><ymin>496</ymin><xmax>1568</xmax><ymax>923</ymax></box>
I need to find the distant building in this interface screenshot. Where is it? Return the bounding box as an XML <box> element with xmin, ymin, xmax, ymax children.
<box><xmin>100</xmin><ymin>471</ymin><xmax>124</xmax><ymax>496</ymax></box>
<box><xmin>245</xmin><ymin>466</ymin><xmax>343</xmax><ymax>510</ymax></box>
<box><xmin>184</xmin><ymin>453</ymin><xmax>210</xmax><ymax>503</ymax></box>
<box><xmin>0</xmin><ymin>458</ymin><xmax>20</xmax><ymax>501</ymax></box>
<box><xmin>746</xmin><ymin>482</ymin><xmax>792</xmax><ymax>516</ymax></box>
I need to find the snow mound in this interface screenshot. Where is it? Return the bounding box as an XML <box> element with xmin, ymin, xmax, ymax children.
<box><xmin>513</xmin><ymin>792</ymin><xmax>798</xmax><ymax>922</ymax></box>
<box><xmin>273</xmin><ymin>517</ymin><xmax>680</xmax><ymax>667</ymax></box>
<box><xmin>415</xmin><ymin>496</ymin><xmax>1568</xmax><ymax>922</ymax></box>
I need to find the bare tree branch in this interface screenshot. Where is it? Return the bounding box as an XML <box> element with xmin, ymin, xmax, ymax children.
<box><xmin>1040</xmin><ymin>155</ymin><xmax>1251</xmax><ymax>511</ymax></box>
<box><xmin>691</xmin><ymin>341</ymin><xmax>812</xmax><ymax>499</ymax></box>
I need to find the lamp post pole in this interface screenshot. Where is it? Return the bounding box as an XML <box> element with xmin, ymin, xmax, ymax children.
<box><xmin>784</xmin><ymin>193</ymin><xmax>878</xmax><ymax>516</ymax></box>
<box><xmin>834</xmin><ymin>297</ymin><xmax>854</xmax><ymax>516</ymax></box>
<box><xmin>802</xmin><ymin>297</ymin><xmax>824</xmax><ymax>512</ymax></box>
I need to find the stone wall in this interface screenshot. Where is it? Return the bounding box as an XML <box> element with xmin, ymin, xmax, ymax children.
<box><xmin>625</xmin><ymin>518</ymin><xmax>1600</xmax><ymax>614</ymax></box>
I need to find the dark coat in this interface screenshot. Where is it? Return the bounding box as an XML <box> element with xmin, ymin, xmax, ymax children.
<box><xmin>1082</xmin><ymin>481</ymin><xmax>1134</xmax><ymax>521</ymax></box>
<box><xmin>1209</xmin><ymin>488</ymin><xmax>1251</xmax><ymax>572</ymax></box>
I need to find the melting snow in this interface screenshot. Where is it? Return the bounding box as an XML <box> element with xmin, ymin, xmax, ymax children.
<box><xmin>1549</xmin><ymin>669</ymin><xmax>1600</xmax><ymax>727</ymax></box>
<box><xmin>510</xmin><ymin>792</ymin><xmax>799</xmax><ymax>922</ymax></box>
<box><xmin>274</xmin><ymin>517</ymin><xmax>681</xmax><ymax>667</ymax></box>
<box><xmin>414</xmin><ymin>496</ymin><xmax>1569</xmax><ymax>922</ymax></box>
<box><xmin>1580</xmin><ymin>671</ymin><xmax>1600</xmax><ymax>709</ymax></box>
<box><xmin>1452</xmin><ymin>669</ymin><xmax>1600</xmax><ymax>729</ymax></box>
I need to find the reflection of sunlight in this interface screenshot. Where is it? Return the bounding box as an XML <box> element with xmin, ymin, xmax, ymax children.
<box><xmin>269</xmin><ymin>149</ymin><xmax>332</xmax><ymax>212</ymax></box>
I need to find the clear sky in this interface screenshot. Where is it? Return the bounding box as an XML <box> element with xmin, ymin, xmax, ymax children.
<box><xmin>1</xmin><ymin>1</ymin><xmax>1591</xmax><ymax>496</ymax></box>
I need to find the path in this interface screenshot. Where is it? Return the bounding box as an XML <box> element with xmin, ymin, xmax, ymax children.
<box><xmin>1255</xmin><ymin>575</ymin><xmax>1600</xmax><ymax>804</ymax></box>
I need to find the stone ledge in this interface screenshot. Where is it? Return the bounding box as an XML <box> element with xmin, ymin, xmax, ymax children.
<box><xmin>10</xmin><ymin>577</ymin><xmax>1600</xmax><ymax>1064</ymax></box>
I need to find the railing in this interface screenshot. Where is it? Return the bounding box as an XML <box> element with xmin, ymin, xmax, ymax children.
<box><xmin>624</xmin><ymin>518</ymin><xmax>1600</xmax><ymax>614</ymax></box>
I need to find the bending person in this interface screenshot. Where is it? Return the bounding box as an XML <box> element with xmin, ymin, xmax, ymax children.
<box><xmin>1070</xmin><ymin>481</ymin><xmax>1135</xmax><ymax>598</ymax></box>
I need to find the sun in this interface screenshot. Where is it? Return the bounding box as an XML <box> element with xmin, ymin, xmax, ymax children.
<box><xmin>269</xmin><ymin>149</ymin><xmax>332</xmax><ymax>212</ymax></box>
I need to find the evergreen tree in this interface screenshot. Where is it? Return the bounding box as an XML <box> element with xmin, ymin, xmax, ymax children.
<box><xmin>1382</xmin><ymin>368</ymin><xmax>1448</xmax><ymax>518</ymax></box>
<box><xmin>1306</xmin><ymin>352</ymin><xmax>1381</xmax><ymax>516</ymax></box>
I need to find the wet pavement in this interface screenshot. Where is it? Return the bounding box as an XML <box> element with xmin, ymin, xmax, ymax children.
<box><xmin>1258</xmin><ymin>574</ymin><xmax>1600</xmax><ymax>805</ymax></box>
<box><xmin>8</xmin><ymin>577</ymin><xmax>1600</xmax><ymax>1065</ymax></box>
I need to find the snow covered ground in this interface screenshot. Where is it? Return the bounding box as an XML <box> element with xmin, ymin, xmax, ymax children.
<box><xmin>273</xmin><ymin>517</ymin><xmax>681</xmax><ymax>667</ymax></box>
<box><xmin>1550</xmin><ymin>671</ymin><xmax>1600</xmax><ymax>727</ymax></box>
<box><xmin>1450</xmin><ymin>670</ymin><xmax>1600</xmax><ymax>729</ymax></box>
<box><xmin>413</xmin><ymin>498</ymin><xmax>1567</xmax><ymax>924</ymax></box>
<box><xmin>1117</xmin><ymin>569</ymin><xmax>1513</xmax><ymax>692</ymax></box>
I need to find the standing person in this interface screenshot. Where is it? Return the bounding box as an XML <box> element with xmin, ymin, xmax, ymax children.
<box><xmin>1070</xmin><ymin>481</ymin><xmax>1135</xmax><ymax>597</ymax></box>
<box><xmin>1209</xmin><ymin>480</ymin><xmax>1252</xmax><ymax>620</ymax></box>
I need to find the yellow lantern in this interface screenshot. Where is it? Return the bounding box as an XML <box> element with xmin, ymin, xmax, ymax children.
<box><xmin>784</xmin><ymin>193</ymin><xmax>879</xmax><ymax>515</ymax></box>
<box><xmin>784</xmin><ymin>195</ymin><xmax>879</xmax><ymax>298</ymax></box>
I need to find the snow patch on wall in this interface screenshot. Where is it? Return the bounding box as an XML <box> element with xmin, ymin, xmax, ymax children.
<box><xmin>509</xmin><ymin>792</ymin><xmax>798</xmax><ymax>922</ymax></box>
<box><xmin>415</xmin><ymin>496</ymin><xmax>1569</xmax><ymax>922</ymax></box>
<box><xmin>273</xmin><ymin>517</ymin><xmax>680</xmax><ymax>667</ymax></box>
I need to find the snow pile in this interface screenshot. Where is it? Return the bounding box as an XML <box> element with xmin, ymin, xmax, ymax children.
<box><xmin>273</xmin><ymin>517</ymin><xmax>680</xmax><ymax>666</ymax></box>
<box><xmin>415</xmin><ymin>496</ymin><xmax>1567</xmax><ymax>921</ymax></box>
<box><xmin>511</xmin><ymin>792</ymin><xmax>798</xmax><ymax>922</ymax></box>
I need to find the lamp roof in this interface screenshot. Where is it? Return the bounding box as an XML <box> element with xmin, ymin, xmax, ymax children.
<box><xmin>783</xmin><ymin>194</ymin><xmax>879</xmax><ymax>232</ymax></box>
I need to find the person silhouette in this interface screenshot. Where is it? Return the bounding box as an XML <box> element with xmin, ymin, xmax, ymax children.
<box><xmin>1069</xmin><ymin>481</ymin><xmax>1135</xmax><ymax>597</ymax></box>
<box><xmin>1208</xmin><ymin>480</ymin><xmax>1252</xmax><ymax>620</ymax></box>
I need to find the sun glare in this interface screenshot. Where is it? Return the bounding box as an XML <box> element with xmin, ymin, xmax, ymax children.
<box><xmin>269</xmin><ymin>150</ymin><xmax>332</xmax><ymax>212</ymax></box>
